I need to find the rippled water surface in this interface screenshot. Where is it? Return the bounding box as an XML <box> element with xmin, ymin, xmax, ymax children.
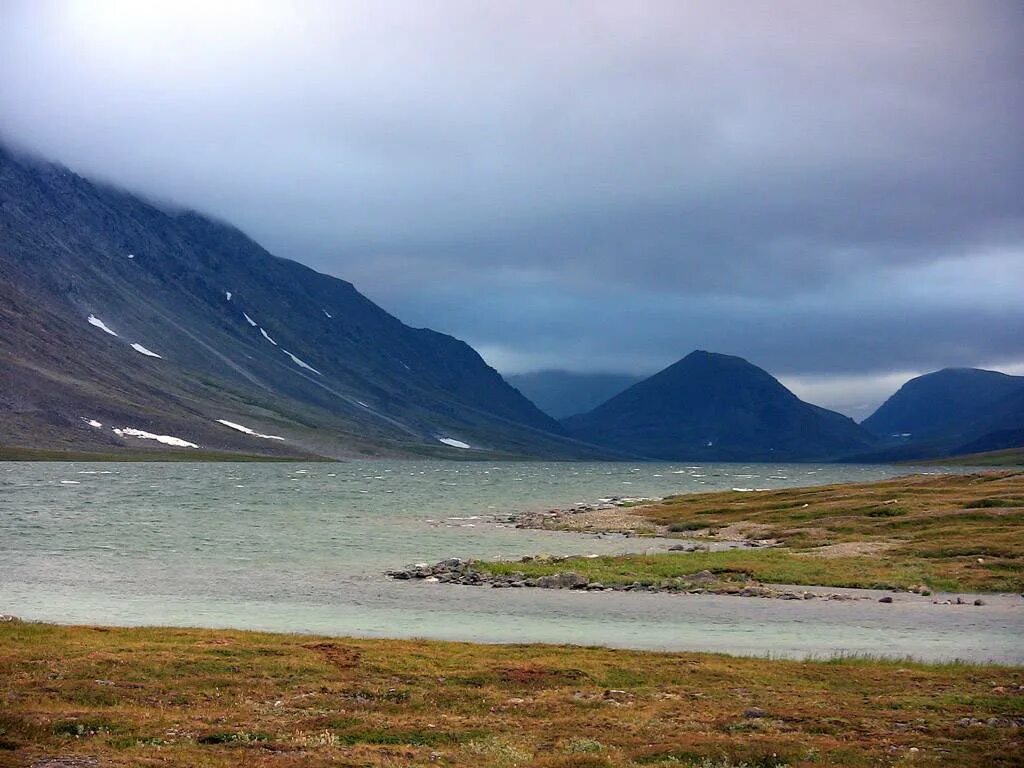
<box><xmin>2</xmin><ymin>460</ymin><xmax>1020</xmax><ymax>662</ymax></box>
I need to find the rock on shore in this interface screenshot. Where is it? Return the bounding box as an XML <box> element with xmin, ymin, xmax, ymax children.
<box><xmin>386</xmin><ymin>558</ymin><xmax>866</xmax><ymax>600</ymax></box>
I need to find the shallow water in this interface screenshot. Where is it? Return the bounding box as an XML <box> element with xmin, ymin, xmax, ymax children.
<box><xmin>2</xmin><ymin>460</ymin><xmax>1020</xmax><ymax>662</ymax></box>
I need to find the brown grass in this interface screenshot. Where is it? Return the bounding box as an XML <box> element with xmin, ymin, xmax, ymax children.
<box><xmin>2</xmin><ymin>622</ymin><xmax>1023</xmax><ymax>767</ymax></box>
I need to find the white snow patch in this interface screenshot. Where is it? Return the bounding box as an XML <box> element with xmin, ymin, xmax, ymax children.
<box><xmin>113</xmin><ymin>427</ymin><xmax>197</xmax><ymax>448</ymax></box>
<box><xmin>216</xmin><ymin>419</ymin><xmax>285</xmax><ymax>441</ymax></box>
<box><xmin>438</xmin><ymin>437</ymin><xmax>471</xmax><ymax>449</ymax></box>
<box><xmin>127</xmin><ymin>253</ymin><xmax>135</xmax><ymax>259</ymax></box>
<box><xmin>323</xmin><ymin>309</ymin><xmax>332</xmax><ymax>318</ymax></box>
<box><xmin>60</xmin><ymin>480</ymin><xmax>80</xmax><ymax>485</ymax></box>
<box><xmin>242</xmin><ymin>312</ymin><xmax>257</xmax><ymax>327</ymax></box>
<box><xmin>82</xmin><ymin>418</ymin><xmax>103</xmax><ymax>429</ymax></box>
<box><xmin>131</xmin><ymin>343</ymin><xmax>162</xmax><ymax>358</ymax></box>
<box><xmin>283</xmin><ymin>349</ymin><xmax>321</xmax><ymax>374</ymax></box>
<box><xmin>259</xmin><ymin>328</ymin><xmax>277</xmax><ymax>345</ymax></box>
<box><xmin>225</xmin><ymin>291</ymin><xmax>232</xmax><ymax>301</ymax></box>
<box><xmin>87</xmin><ymin>315</ymin><xmax>118</xmax><ymax>336</ymax></box>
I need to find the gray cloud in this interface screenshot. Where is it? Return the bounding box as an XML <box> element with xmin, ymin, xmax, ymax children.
<box><xmin>2</xmin><ymin>1</ymin><xmax>1022</xmax><ymax>415</ymax></box>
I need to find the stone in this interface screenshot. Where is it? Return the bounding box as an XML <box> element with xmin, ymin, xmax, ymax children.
<box><xmin>744</xmin><ymin>707</ymin><xmax>767</xmax><ymax>718</ymax></box>
<box><xmin>974</xmin><ymin>599</ymin><xmax>986</xmax><ymax>606</ymax></box>
<box><xmin>878</xmin><ymin>596</ymin><xmax>894</xmax><ymax>603</ymax></box>
<box><xmin>535</xmin><ymin>572</ymin><xmax>589</xmax><ymax>589</ymax></box>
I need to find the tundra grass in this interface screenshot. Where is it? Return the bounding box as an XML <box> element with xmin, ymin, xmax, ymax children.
<box><xmin>1</xmin><ymin>622</ymin><xmax>1022</xmax><ymax>767</ymax></box>
<box><xmin>477</xmin><ymin>549</ymin><xmax>986</xmax><ymax>592</ymax></box>
<box><xmin>494</xmin><ymin>472</ymin><xmax>1024</xmax><ymax>593</ymax></box>
<box><xmin>912</xmin><ymin>448</ymin><xmax>1024</xmax><ymax>467</ymax></box>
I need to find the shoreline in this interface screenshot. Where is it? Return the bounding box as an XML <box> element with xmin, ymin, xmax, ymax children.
<box><xmin>389</xmin><ymin>471</ymin><xmax>1024</xmax><ymax>597</ymax></box>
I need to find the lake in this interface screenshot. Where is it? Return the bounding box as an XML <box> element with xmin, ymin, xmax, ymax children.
<box><xmin>2</xmin><ymin>460</ymin><xmax>1020</xmax><ymax>662</ymax></box>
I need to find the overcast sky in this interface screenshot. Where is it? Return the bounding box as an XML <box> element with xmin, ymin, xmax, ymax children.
<box><xmin>2</xmin><ymin>1</ymin><xmax>1022</xmax><ymax>418</ymax></box>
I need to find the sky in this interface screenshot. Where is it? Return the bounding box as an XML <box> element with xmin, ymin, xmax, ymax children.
<box><xmin>1</xmin><ymin>0</ymin><xmax>1022</xmax><ymax>419</ymax></box>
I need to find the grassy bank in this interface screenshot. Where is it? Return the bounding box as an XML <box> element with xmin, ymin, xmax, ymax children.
<box><xmin>496</xmin><ymin>472</ymin><xmax>1024</xmax><ymax>593</ymax></box>
<box><xmin>1</xmin><ymin>622</ymin><xmax>1022</xmax><ymax>767</ymax></box>
<box><xmin>910</xmin><ymin>448</ymin><xmax>1024</xmax><ymax>467</ymax></box>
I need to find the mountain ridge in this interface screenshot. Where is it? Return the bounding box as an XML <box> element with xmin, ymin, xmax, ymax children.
<box><xmin>562</xmin><ymin>350</ymin><xmax>873</xmax><ymax>461</ymax></box>
<box><xmin>0</xmin><ymin>143</ymin><xmax>606</xmax><ymax>460</ymax></box>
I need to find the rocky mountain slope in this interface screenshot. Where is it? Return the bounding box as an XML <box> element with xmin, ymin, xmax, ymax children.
<box><xmin>562</xmin><ymin>351</ymin><xmax>873</xmax><ymax>461</ymax></box>
<box><xmin>0</xmin><ymin>145</ymin><xmax>604</xmax><ymax>460</ymax></box>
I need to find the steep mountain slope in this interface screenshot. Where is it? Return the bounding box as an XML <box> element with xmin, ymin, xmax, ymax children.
<box><xmin>0</xmin><ymin>144</ymin><xmax>598</xmax><ymax>459</ymax></box>
<box><xmin>562</xmin><ymin>351</ymin><xmax>873</xmax><ymax>461</ymax></box>
<box><xmin>506</xmin><ymin>370</ymin><xmax>642</xmax><ymax>419</ymax></box>
<box><xmin>862</xmin><ymin>368</ymin><xmax>1024</xmax><ymax>444</ymax></box>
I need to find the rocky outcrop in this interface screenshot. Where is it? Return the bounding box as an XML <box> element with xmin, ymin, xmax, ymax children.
<box><xmin>386</xmin><ymin>558</ymin><xmax>866</xmax><ymax>600</ymax></box>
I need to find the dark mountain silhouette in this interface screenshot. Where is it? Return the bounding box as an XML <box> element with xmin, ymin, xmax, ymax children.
<box><xmin>840</xmin><ymin>369</ymin><xmax>1024</xmax><ymax>462</ymax></box>
<box><xmin>506</xmin><ymin>370</ymin><xmax>642</xmax><ymax>419</ymax></box>
<box><xmin>862</xmin><ymin>368</ymin><xmax>1024</xmax><ymax>442</ymax></box>
<box><xmin>0</xmin><ymin>144</ymin><xmax>604</xmax><ymax>459</ymax></box>
<box><xmin>562</xmin><ymin>351</ymin><xmax>873</xmax><ymax>461</ymax></box>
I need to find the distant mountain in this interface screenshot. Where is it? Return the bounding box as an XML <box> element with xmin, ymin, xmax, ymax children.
<box><xmin>862</xmin><ymin>368</ymin><xmax>1024</xmax><ymax>444</ymax></box>
<box><xmin>506</xmin><ymin>370</ymin><xmax>643</xmax><ymax>419</ymax></box>
<box><xmin>0</xmin><ymin>144</ymin><xmax>604</xmax><ymax>460</ymax></box>
<box><xmin>952</xmin><ymin>427</ymin><xmax>1024</xmax><ymax>457</ymax></box>
<box><xmin>562</xmin><ymin>350</ymin><xmax>873</xmax><ymax>461</ymax></box>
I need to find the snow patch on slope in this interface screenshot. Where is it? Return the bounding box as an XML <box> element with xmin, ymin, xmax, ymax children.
<box><xmin>131</xmin><ymin>343</ymin><xmax>162</xmax><ymax>358</ymax></box>
<box><xmin>216</xmin><ymin>419</ymin><xmax>285</xmax><ymax>440</ymax></box>
<box><xmin>323</xmin><ymin>309</ymin><xmax>332</xmax><ymax>318</ymax></box>
<box><xmin>225</xmin><ymin>291</ymin><xmax>232</xmax><ymax>301</ymax></box>
<box><xmin>87</xmin><ymin>315</ymin><xmax>118</xmax><ymax>336</ymax></box>
<box><xmin>82</xmin><ymin>418</ymin><xmax>103</xmax><ymax>428</ymax></box>
<box><xmin>283</xmin><ymin>350</ymin><xmax>321</xmax><ymax>375</ymax></box>
<box><xmin>260</xmin><ymin>328</ymin><xmax>277</xmax><ymax>345</ymax></box>
<box><xmin>113</xmin><ymin>427</ymin><xmax>197</xmax><ymax>448</ymax></box>
<box><xmin>242</xmin><ymin>312</ymin><xmax>257</xmax><ymax>327</ymax></box>
<box><xmin>438</xmin><ymin>437</ymin><xmax>471</xmax><ymax>449</ymax></box>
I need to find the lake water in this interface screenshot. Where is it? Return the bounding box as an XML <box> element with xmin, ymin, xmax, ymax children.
<box><xmin>2</xmin><ymin>460</ymin><xmax>1020</xmax><ymax>663</ymax></box>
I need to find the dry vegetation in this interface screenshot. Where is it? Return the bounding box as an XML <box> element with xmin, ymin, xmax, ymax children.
<box><xmin>492</xmin><ymin>472</ymin><xmax>1024</xmax><ymax>593</ymax></box>
<box><xmin>2</xmin><ymin>622</ymin><xmax>1023</xmax><ymax>768</ymax></box>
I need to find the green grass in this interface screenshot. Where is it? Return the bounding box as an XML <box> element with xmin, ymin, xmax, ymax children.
<box><xmin>478</xmin><ymin>549</ymin><xmax>970</xmax><ymax>591</ymax></box>
<box><xmin>505</xmin><ymin>472</ymin><xmax>1024</xmax><ymax>593</ymax></box>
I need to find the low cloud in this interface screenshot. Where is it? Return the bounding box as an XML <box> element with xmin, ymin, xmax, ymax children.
<box><xmin>2</xmin><ymin>1</ymin><xmax>1021</xmax><ymax>414</ymax></box>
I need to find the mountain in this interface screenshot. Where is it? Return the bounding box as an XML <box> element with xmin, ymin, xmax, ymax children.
<box><xmin>505</xmin><ymin>370</ymin><xmax>643</xmax><ymax>419</ymax></box>
<box><xmin>862</xmin><ymin>368</ymin><xmax>1024</xmax><ymax>444</ymax></box>
<box><xmin>0</xmin><ymin>144</ymin><xmax>603</xmax><ymax>460</ymax></box>
<box><xmin>952</xmin><ymin>426</ymin><xmax>1024</xmax><ymax>457</ymax></box>
<box><xmin>561</xmin><ymin>350</ymin><xmax>873</xmax><ymax>461</ymax></box>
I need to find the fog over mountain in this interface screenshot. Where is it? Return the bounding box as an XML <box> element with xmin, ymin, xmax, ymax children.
<box><xmin>2</xmin><ymin>1</ymin><xmax>1022</xmax><ymax>416</ymax></box>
